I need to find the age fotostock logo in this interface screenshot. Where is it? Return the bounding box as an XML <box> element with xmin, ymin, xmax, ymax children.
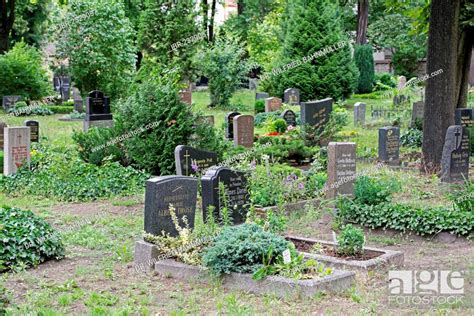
<box><xmin>388</xmin><ymin>270</ymin><xmax>465</xmax><ymax>306</ymax></box>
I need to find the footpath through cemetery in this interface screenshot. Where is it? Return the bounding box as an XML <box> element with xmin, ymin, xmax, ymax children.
<box><xmin>0</xmin><ymin>0</ymin><xmax>473</xmax><ymax>314</ymax></box>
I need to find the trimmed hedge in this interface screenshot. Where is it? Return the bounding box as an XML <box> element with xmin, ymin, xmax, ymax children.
<box><xmin>47</xmin><ymin>106</ymin><xmax>74</xmax><ymax>114</ymax></box>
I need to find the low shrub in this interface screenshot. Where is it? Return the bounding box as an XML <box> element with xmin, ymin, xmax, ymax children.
<box><xmin>354</xmin><ymin>176</ymin><xmax>398</xmax><ymax>205</ymax></box>
<box><xmin>448</xmin><ymin>180</ymin><xmax>473</xmax><ymax>213</ymax></box>
<box><xmin>202</xmin><ymin>223</ymin><xmax>290</xmax><ymax>275</ymax></box>
<box><xmin>374</xmin><ymin>72</ymin><xmax>396</xmax><ymax>89</ymax></box>
<box><xmin>401</xmin><ymin>128</ymin><xmax>423</xmax><ymax>148</ymax></box>
<box><xmin>0</xmin><ymin>144</ymin><xmax>148</xmax><ymax>202</ymax></box>
<box><xmin>73</xmin><ymin>127</ymin><xmax>125</xmax><ymax>166</ymax></box>
<box><xmin>337</xmin><ymin>199</ymin><xmax>474</xmax><ymax>237</ymax></box>
<box><xmin>7</xmin><ymin>102</ymin><xmax>54</xmax><ymax>116</ymax></box>
<box><xmin>47</xmin><ymin>105</ymin><xmax>75</xmax><ymax>114</ymax></box>
<box><xmin>255</xmin><ymin>111</ymin><xmax>280</xmax><ymax>127</ymax></box>
<box><xmin>268</xmin><ymin>118</ymin><xmax>287</xmax><ymax>133</ymax></box>
<box><xmin>0</xmin><ymin>207</ymin><xmax>65</xmax><ymax>272</ymax></box>
<box><xmin>336</xmin><ymin>224</ymin><xmax>365</xmax><ymax>256</ymax></box>
<box><xmin>255</xmin><ymin>99</ymin><xmax>265</xmax><ymax>114</ymax></box>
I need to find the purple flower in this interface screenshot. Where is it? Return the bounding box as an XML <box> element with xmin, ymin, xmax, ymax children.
<box><xmin>249</xmin><ymin>160</ymin><xmax>256</xmax><ymax>169</ymax></box>
<box><xmin>191</xmin><ymin>161</ymin><xmax>199</xmax><ymax>172</ymax></box>
<box><xmin>298</xmin><ymin>182</ymin><xmax>305</xmax><ymax>190</ymax></box>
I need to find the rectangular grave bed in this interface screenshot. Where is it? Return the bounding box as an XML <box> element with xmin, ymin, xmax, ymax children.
<box><xmin>286</xmin><ymin>235</ymin><xmax>404</xmax><ymax>271</ymax></box>
<box><xmin>154</xmin><ymin>259</ymin><xmax>355</xmax><ymax>298</ymax></box>
<box><xmin>255</xmin><ymin>198</ymin><xmax>321</xmax><ymax>217</ymax></box>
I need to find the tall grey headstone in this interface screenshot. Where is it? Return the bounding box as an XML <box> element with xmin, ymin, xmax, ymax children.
<box><xmin>326</xmin><ymin>142</ymin><xmax>356</xmax><ymax>199</ymax></box>
<box><xmin>440</xmin><ymin>126</ymin><xmax>470</xmax><ymax>183</ymax></box>
<box><xmin>0</xmin><ymin>122</ymin><xmax>7</xmax><ymax>151</ymax></box>
<box><xmin>4</xmin><ymin>127</ymin><xmax>31</xmax><ymax>176</ymax></box>
<box><xmin>144</xmin><ymin>176</ymin><xmax>198</xmax><ymax>237</ymax></box>
<box><xmin>411</xmin><ymin>101</ymin><xmax>424</xmax><ymax>126</ymax></box>
<box><xmin>354</xmin><ymin>102</ymin><xmax>366</xmax><ymax>125</ymax></box>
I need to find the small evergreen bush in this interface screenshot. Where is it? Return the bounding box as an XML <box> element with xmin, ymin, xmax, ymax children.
<box><xmin>354</xmin><ymin>176</ymin><xmax>398</xmax><ymax>206</ymax></box>
<box><xmin>354</xmin><ymin>44</ymin><xmax>375</xmax><ymax>93</ymax></box>
<box><xmin>336</xmin><ymin>224</ymin><xmax>365</xmax><ymax>256</ymax></box>
<box><xmin>255</xmin><ymin>99</ymin><xmax>265</xmax><ymax>114</ymax></box>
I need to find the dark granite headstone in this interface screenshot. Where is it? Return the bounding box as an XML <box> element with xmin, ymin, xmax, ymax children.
<box><xmin>353</xmin><ymin>102</ymin><xmax>366</xmax><ymax>125</ymax></box>
<box><xmin>281</xmin><ymin>109</ymin><xmax>297</xmax><ymax>127</ymax></box>
<box><xmin>455</xmin><ymin>108</ymin><xmax>474</xmax><ymax>156</ymax></box>
<box><xmin>300</xmin><ymin>98</ymin><xmax>333</xmax><ymax>130</ymax></box>
<box><xmin>201</xmin><ymin>167</ymin><xmax>250</xmax><ymax>225</ymax></box>
<box><xmin>0</xmin><ymin>122</ymin><xmax>7</xmax><ymax>151</ymax></box>
<box><xmin>2</xmin><ymin>96</ymin><xmax>21</xmax><ymax>110</ymax></box>
<box><xmin>233</xmin><ymin>115</ymin><xmax>254</xmax><ymax>148</ymax></box>
<box><xmin>284</xmin><ymin>88</ymin><xmax>300</xmax><ymax>105</ymax></box>
<box><xmin>255</xmin><ymin>92</ymin><xmax>269</xmax><ymax>100</ymax></box>
<box><xmin>441</xmin><ymin>126</ymin><xmax>470</xmax><ymax>183</ymax></box>
<box><xmin>378</xmin><ymin>127</ymin><xmax>400</xmax><ymax>165</ymax></box>
<box><xmin>225</xmin><ymin>112</ymin><xmax>241</xmax><ymax>139</ymax></box>
<box><xmin>53</xmin><ymin>76</ymin><xmax>61</xmax><ymax>92</ymax></box>
<box><xmin>24</xmin><ymin>120</ymin><xmax>39</xmax><ymax>143</ymax></box>
<box><xmin>74</xmin><ymin>99</ymin><xmax>83</xmax><ymax>113</ymax></box>
<box><xmin>60</xmin><ymin>76</ymin><xmax>71</xmax><ymax>101</ymax></box>
<box><xmin>85</xmin><ymin>90</ymin><xmax>112</xmax><ymax>121</ymax></box>
<box><xmin>144</xmin><ymin>176</ymin><xmax>198</xmax><ymax>237</ymax></box>
<box><xmin>175</xmin><ymin>145</ymin><xmax>218</xmax><ymax>176</ymax></box>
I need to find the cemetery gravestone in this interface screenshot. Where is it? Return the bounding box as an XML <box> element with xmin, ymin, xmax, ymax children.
<box><xmin>179</xmin><ymin>84</ymin><xmax>192</xmax><ymax>105</ymax></box>
<box><xmin>0</xmin><ymin>122</ymin><xmax>7</xmax><ymax>151</ymax></box>
<box><xmin>24</xmin><ymin>120</ymin><xmax>39</xmax><ymax>143</ymax></box>
<box><xmin>2</xmin><ymin>96</ymin><xmax>21</xmax><ymax>110</ymax></box>
<box><xmin>249</xmin><ymin>78</ymin><xmax>258</xmax><ymax>90</ymax></box>
<box><xmin>411</xmin><ymin>101</ymin><xmax>424</xmax><ymax>126</ymax></box>
<box><xmin>144</xmin><ymin>176</ymin><xmax>198</xmax><ymax>237</ymax></box>
<box><xmin>281</xmin><ymin>109</ymin><xmax>297</xmax><ymax>127</ymax></box>
<box><xmin>300</xmin><ymin>98</ymin><xmax>333</xmax><ymax>130</ymax></box>
<box><xmin>441</xmin><ymin>125</ymin><xmax>470</xmax><ymax>183</ymax></box>
<box><xmin>398</xmin><ymin>76</ymin><xmax>406</xmax><ymax>90</ymax></box>
<box><xmin>455</xmin><ymin>108</ymin><xmax>474</xmax><ymax>155</ymax></box>
<box><xmin>201</xmin><ymin>167</ymin><xmax>250</xmax><ymax>225</ymax></box>
<box><xmin>233</xmin><ymin>115</ymin><xmax>254</xmax><ymax>148</ymax></box>
<box><xmin>353</xmin><ymin>102</ymin><xmax>366</xmax><ymax>125</ymax></box>
<box><xmin>196</xmin><ymin>115</ymin><xmax>215</xmax><ymax>126</ymax></box>
<box><xmin>378</xmin><ymin>127</ymin><xmax>400</xmax><ymax>165</ymax></box>
<box><xmin>326</xmin><ymin>142</ymin><xmax>356</xmax><ymax>199</ymax></box>
<box><xmin>60</xmin><ymin>76</ymin><xmax>71</xmax><ymax>101</ymax></box>
<box><xmin>225</xmin><ymin>112</ymin><xmax>241</xmax><ymax>139</ymax></box>
<box><xmin>393</xmin><ymin>95</ymin><xmax>400</xmax><ymax>106</ymax></box>
<box><xmin>175</xmin><ymin>145</ymin><xmax>218</xmax><ymax>176</ymax></box>
<box><xmin>84</xmin><ymin>90</ymin><xmax>113</xmax><ymax>131</ymax></box>
<box><xmin>4</xmin><ymin>127</ymin><xmax>30</xmax><ymax>176</ymax></box>
<box><xmin>264</xmin><ymin>97</ymin><xmax>282</xmax><ymax>112</ymax></box>
<box><xmin>53</xmin><ymin>76</ymin><xmax>61</xmax><ymax>92</ymax></box>
<box><xmin>284</xmin><ymin>88</ymin><xmax>300</xmax><ymax>105</ymax></box>
<box><xmin>255</xmin><ymin>92</ymin><xmax>269</xmax><ymax>101</ymax></box>
<box><xmin>73</xmin><ymin>87</ymin><xmax>83</xmax><ymax>112</ymax></box>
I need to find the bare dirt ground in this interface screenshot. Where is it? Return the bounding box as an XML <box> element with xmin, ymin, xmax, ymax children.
<box><xmin>3</xmin><ymin>199</ymin><xmax>474</xmax><ymax>315</ymax></box>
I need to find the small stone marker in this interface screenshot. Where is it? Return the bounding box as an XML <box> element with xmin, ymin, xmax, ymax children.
<box><xmin>378</xmin><ymin>127</ymin><xmax>400</xmax><ymax>165</ymax></box>
<box><xmin>353</xmin><ymin>102</ymin><xmax>366</xmax><ymax>125</ymax></box>
<box><xmin>201</xmin><ymin>167</ymin><xmax>250</xmax><ymax>225</ymax></box>
<box><xmin>175</xmin><ymin>145</ymin><xmax>218</xmax><ymax>176</ymax></box>
<box><xmin>326</xmin><ymin>142</ymin><xmax>356</xmax><ymax>199</ymax></box>
<box><xmin>249</xmin><ymin>78</ymin><xmax>258</xmax><ymax>90</ymax></box>
<box><xmin>144</xmin><ymin>176</ymin><xmax>198</xmax><ymax>237</ymax></box>
<box><xmin>225</xmin><ymin>112</ymin><xmax>241</xmax><ymax>139</ymax></box>
<box><xmin>284</xmin><ymin>88</ymin><xmax>300</xmax><ymax>105</ymax></box>
<box><xmin>196</xmin><ymin>115</ymin><xmax>215</xmax><ymax>126</ymax></box>
<box><xmin>84</xmin><ymin>90</ymin><xmax>113</xmax><ymax>131</ymax></box>
<box><xmin>397</xmin><ymin>76</ymin><xmax>406</xmax><ymax>90</ymax></box>
<box><xmin>233</xmin><ymin>115</ymin><xmax>254</xmax><ymax>148</ymax></box>
<box><xmin>281</xmin><ymin>109</ymin><xmax>297</xmax><ymax>127</ymax></box>
<box><xmin>73</xmin><ymin>87</ymin><xmax>83</xmax><ymax>112</ymax></box>
<box><xmin>2</xmin><ymin>96</ymin><xmax>21</xmax><ymax>110</ymax></box>
<box><xmin>4</xmin><ymin>127</ymin><xmax>31</xmax><ymax>176</ymax></box>
<box><xmin>441</xmin><ymin>126</ymin><xmax>470</xmax><ymax>183</ymax></box>
<box><xmin>24</xmin><ymin>120</ymin><xmax>39</xmax><ymax>143</ymax></box>
<box><xmin>255</xmin><ymin>92</ymin><xmax>269</xmax><ymax>100</ymax></box>
<box><xmin>455</xmin><ymin>108</ymin><xmax>474</xmax><ymax>156</ymax></box>
<box><xmin>179</xmin><ymin>84</ymin><xmax>192</xmax><ymax>105</ymax></box>
<box><xmin>0</xmin><ymin>122</ymin><xmax>7</xmax><ymax>151</ymax></box>
<box><xmin>300</xmin><ymin>98</ymin><xmax>333</xmax><ymax>130</ymax></box>
<box><xmin>264</xmin><ymin>97</ymin><xmax>282</xmax><ymax>112</ymax></box>
<box><xmin>411</xmin><ymin>101</ymin><xmax>424</xmax><ymax>125</ymax></box>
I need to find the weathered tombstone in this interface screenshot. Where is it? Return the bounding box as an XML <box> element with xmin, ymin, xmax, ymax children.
<box><xmin>281</xmin><ymin>109</ymin><xmax>297</xmax><ymax>127</ymax></box>
<box><xmin>326</xmin><ymin>142</ymin><xmax>356</xmax><ymax>199</ymax></box>
<box><xmin>225</xmin><ymin>112</ymin><xmax>241</xmax><ymax>140</ymax></box>
<box><xmin>264</xmin><ymin>97</ymin><xmax>282</xmax><ymax>112</ymax></box>
<box><xmin>53</xmin><ymin>76</ymin><xmax>61</xmax><ymax>92</ymax></box>
<box><xmin>196</xmin><ymin>115</ymin><xmax>215</xmax><ymax>126</ymax></box>
<box><xmin>455</xmin><ymin>108</ymin><xmax>474</xmax><ymax>155</ymax></box>
<box><xmin>378</xmin><ymin>127</ymin><xmax>400</xmax><ymax>165</ymax></box>
<box><xmin>0</xmin><ymin>122</ymin><xmax>7</xmax><ymax>151</ymax></box>
<box><xmin>2</xmin><ymin>96</ymin><xmax>21</xmax><ymax>110</ymax></box>
<box><xmin>353</xmin><ymin>102</ymin><xmax>366</xmax><ymax>125</ymax></box>
<box><xmin>24</xmin><ymin>120</ymin><xmax>39</xmax><ymax>143</ymax></box>
<box><xmin>179</xmin><ymin>84</ymin><xmax>192</xmax><ymax>105</ymax></box>
<box><xmin>175</xmin><ymin>145</ymin><xmax>218</xmax><ymax>176</ymax></box>
<box><xmin>201</xmin><ymin>167</ymin><xmax>250</xmax><ymax>225</ymax></box>
<box><xmin>397</xmin><ymin>76</ymin><xmax>406</xmax><ymax>90</ymax></box>
<box><xmin>300</xmin><ymin>98</ymin><xmax>333</xmax><ymax>130</ymax></box>
<box><xmin>84</xmin><ymin>90</ymin><xmax>113</xmax><ymax>131</ymax></box>
<box><xmin>440</xmin><ymin>126</ymin><xmax>470</xmax><ymax>183</ymax></box>
<box><xmin>255</xmin><ymin>92</ymin><xmax>269</xmax><ymax>101</ymax></box>
<box><xmin>249</xmin><ymin>78</ymin><xmax>258</xmax><ymax>90</ymax></box>
<box><xmin>233</xmin><ymin>115</ymin><xmax>254</xmax><ymax>148</ymax></box>
<box><xmin>4</xmin><ymin>127</ymin><xmax>30</xmax><ymax>176</ymax></box>
<box><xmin>284</xmin><ymin>88</ymin><xmax>300</xmax><ymax>105</ymax></box>
<box><xmin>411</xmin><ymin>101</ymin><xmax>424</xmax><ymax>125</ymax></box>
<box><xmin>72</xmin><ymin>87</ymin><xmax>83</xmax><ymax>112</ymax></box>
<box><xmin>60</xmin><ymin>76</ymin><xmax>71</xmax><ymax>101</ymax></box>
<box><xmin>144</xmin><ymin>176</ymin><xmax>198</xmax><ymax>237</ymax></box>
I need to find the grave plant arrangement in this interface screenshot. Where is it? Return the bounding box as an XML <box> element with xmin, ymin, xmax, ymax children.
<box><xmin>335</xmin><ymin>224</ymin><xmax>365</xmax><ymax>256</ymax></box>
<box><xmin>0</xmin><ymin>207</ymin><xmax>65</xmax><ymax>272</ymax></box>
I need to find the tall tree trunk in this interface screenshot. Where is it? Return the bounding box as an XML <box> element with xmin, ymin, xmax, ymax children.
<box><xmin>356</xmin><ymin>0</ymin><xmax>369</xmax><ymax>45</ymax></box>
<box><xmin>455</xmin><ymin>27</ymin><xmax>473</xmax><ymax>108</ymax></box>
<box><xmin>0</xmin><ymin>0</ymin><xmax>16</xmax><ymax>54</ymax></box>
<box><xmin>422</xmin><ymin>0</ymin><xmax>461</xmax><ymax>172</ymax></box>
<box><xmin>237</xmin><ymin>0</ymin><xmax>244</xmax><ymax>15</ymax></box>
<box><xmin>208</xmin><ymin>0</ymin><xmax>216</xmax><ymax>43</ymax></box>
<box><xmin>201</xmin><ymin>0</ymin><xmax>209</xmax><ymax>42</ymax></box>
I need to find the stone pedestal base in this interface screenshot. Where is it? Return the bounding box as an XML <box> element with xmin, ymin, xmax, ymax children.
<box><xmin>133</xmin><ymin>240</ymin><xmax>160</xmax><ymax>273</ymax></box>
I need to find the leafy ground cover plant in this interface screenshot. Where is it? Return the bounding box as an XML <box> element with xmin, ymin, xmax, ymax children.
<box><xmin>336</xmin><ymin>224</ymin><xmax>365</xmax><ymax>256</ymax></box>
<box><xmin>0</xmin><ymin>144</ymin><xmax>148</xmax><ymax>202</ymax></box>
<box><xmin>7</xmin><ymin>101</ymin><xmax>54</xmax><ymax>116</ymax></box>
<box><xmin>0</xmin><ymin>207</ymin><xmax>65</xmax><ymax>272</ymax></box>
